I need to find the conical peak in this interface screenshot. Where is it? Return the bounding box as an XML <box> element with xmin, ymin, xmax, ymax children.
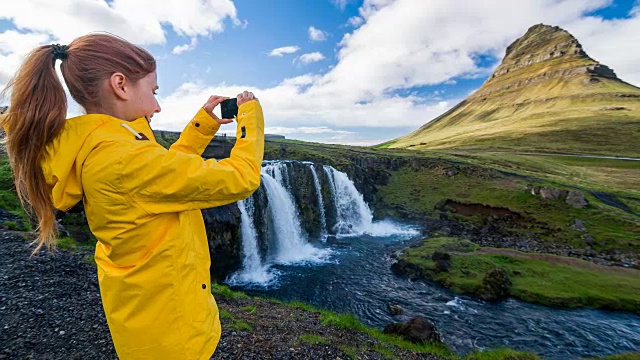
<box><xmin>480</xmin><ymin>24</ymin><xmax>618</xmax><ymax>92</ymax></box>
<box><xmin>503</xmin><ymin>24</ymin><xmax>587</xmax><ymax>63</ymax></box>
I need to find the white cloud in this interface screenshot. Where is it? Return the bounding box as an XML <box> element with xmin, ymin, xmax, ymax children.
<box><xmin>153</xmin><ymin>0</ymin><xmax>640</xmax><ymax>145</ymax></box>
<box><xmin>172</xmin><ymin>37</ymin><xmax>198</xmax><ymax>55</ymax></box>
<box><xmin>268</xmin><ymin>46</ymin><xmax>301</xmax><ymax>57</ymax></box>
<box><xmin>347</xmin><ymin>16</ymin><xmax>364</xmax><ymax>27</ymax></box>
<box><xmin>0</xmin><ymin>0</ymin><xmax>239</xmax><ymax>88</ymax></box>
<box><xmin>331</xmin><ymin>0</ymin><xmax>350</xmax><ymax>11</ymax></box>
<box><xmin>3</xmin><ymin>0</ymin><xmax>640</xmax><ymax>146</ymax></box>
<box><xmin>153</xmin><ymin>80</ymin><xmax>452</xmax><ymax>132</ymax></box>
<box><xmin>297</xmin><ymin>52</ymin><xmax>325</xmax><ymax>64</ymax></box>
<box><xmin>310</xmin><ymin>0</ymin><xmax>623</xmax><ymax>104</ymax></box>
<box><xmin>563</xmin><ymin>15</ymin><xmax>640</xmax><ymax>85</ymax></box>
<box><xmin>0</xmin><ymin>30</ymin><xmax>52</xmax><ymax>85</ymax></box>
<box><xmin>0</xmin><ymin>0</ymin><xmax>238</xmax><ymax>45</ymax></box>
<box><xmin>308</xmin><ymin>26</ymin><xmax>328</xmax><ymax>41</ymax></box>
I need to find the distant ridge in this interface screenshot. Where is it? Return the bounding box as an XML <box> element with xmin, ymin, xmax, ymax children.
<box><xmin>385</xmin><ymin>24</ymin><xmax>640</xmax><ymax>156</ymax></box>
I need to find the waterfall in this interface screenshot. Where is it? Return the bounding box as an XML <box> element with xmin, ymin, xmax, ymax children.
<box><xmin>227</xmin><ymin>197</ymin><xmax>275</xmax><ymax>286</ymax></box>
<box><xmin>261</xmin><ymin>163</ymin><xmax>328</xmax><ymax>264</ymax></box>
<box><xmin>309</xmin><ymin>165</ymin><xmax>327</xmax><ymax>236</ymax></box>
<box><xmin>229</xmin><ymin>161</ymin><xmax>416</xmax><ymax>286</ymax></box>
<box><xmin>323</xmin><ymin>166</ymin><xmax>373</xmax><ymax>235</ymax></box>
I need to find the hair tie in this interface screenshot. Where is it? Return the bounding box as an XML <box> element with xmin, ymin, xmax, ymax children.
<box><xmin>50</xmin><ymin>44</ymin><xmax>68</xmax><ymax>61</ymax></box>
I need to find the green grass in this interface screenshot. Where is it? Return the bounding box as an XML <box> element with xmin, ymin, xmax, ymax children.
<box><xmin>218</xmin><ymin>309</ymin><xmax>253</xmax><ymax>332</ymax></box>
<box><xmin>465</xmin><ymin>347</ymin><xmax>541</xmax><ymax>360</ymax></box>
<box><xmin>318</xmin><ymin>308</ymin><xmax>453</xmax><ymax>356</ymax></box>
<box><xmin>376</xmin><ymin>165</ymin><xmax>640</xmax><ymax>252</ymax></box>
<box><xmin>240</xmin><ymin>305</ymin><xmax>257</xmax><ymax>314</ymax></box>
<box><xmin>297</xmin><ymin>334</ymin><xmax>328</xmax><ymax>346</ymax></box>
<box><xmin>57</xmin><ymin>237</ymin><xmax>78</xmax><ymax>252</ymax></box>
<box><xmin>373</xmin><ymin>344</ymin><xmax>398</xmax><ymax>359</ymax></box>
<box><xmin>338</xmin><ymin>345</ymin><xmax>359</xmax><ymax>359</ymax></box>
<box><xmin>400</xmin><ymin>237</ymin><xmax>640</xmax><ymax>312</ymax></box>
<box><xmin>211</xmin><ymin>283</ymin><xmax>250</xmax><ymax>299</ymax></box>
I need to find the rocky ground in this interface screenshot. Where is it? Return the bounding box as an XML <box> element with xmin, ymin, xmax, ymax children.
<box><xmin>0</xmin><ymin>231</ymin><xmax>444</xmax><ymax>360</ymax></box>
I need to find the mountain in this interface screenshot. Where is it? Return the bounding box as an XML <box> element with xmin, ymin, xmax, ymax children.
<box><xmin>384</xmin><ymin>24</ymin><xmax>640</xmax><ymax>156</ymax></box>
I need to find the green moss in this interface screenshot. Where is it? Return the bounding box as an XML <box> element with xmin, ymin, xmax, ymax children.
<box><xmin>400</xmin><ymin>237</ymin><xmax>640</xmax><ymax>312</ymax></box>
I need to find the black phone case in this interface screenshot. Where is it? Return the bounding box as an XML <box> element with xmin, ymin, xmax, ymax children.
<box><xmin>221</xmin><ymin>98</ymin><xmax>239</xmax><ymax>119</ymax></box>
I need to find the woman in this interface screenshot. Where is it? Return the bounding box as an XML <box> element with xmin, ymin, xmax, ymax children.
<box><xmin>1</xmin><ymin>33</ymin><xmax>264</xmax><ymax>359</ymax></box>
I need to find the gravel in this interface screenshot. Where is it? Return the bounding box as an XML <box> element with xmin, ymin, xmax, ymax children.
<box><xmin>0</xmin><ymin>231</ymin><xmax>444</xmax><ymax>360</ymax></box>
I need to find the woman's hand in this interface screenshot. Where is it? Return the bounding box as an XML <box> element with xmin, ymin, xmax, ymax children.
<box><xmin>202</xmin><ymin>95</ymin><xmax>233</xmax><ymax>124</ymax></box>
<box><xmin>237</xmin><ymin>91</ymin><xmax>258</xmax><ymax>107</ymax></box>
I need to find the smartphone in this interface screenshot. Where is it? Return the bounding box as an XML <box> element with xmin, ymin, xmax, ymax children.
<box><xmin>221</xmin><ymin>98</ymin><xmax>238</xmax><ymax>119</ymax></box>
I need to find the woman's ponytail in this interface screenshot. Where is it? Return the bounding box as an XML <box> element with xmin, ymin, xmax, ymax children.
<box><xmin>1</xmin><ymin>34</ymin><xmax>155</xmax><ymax>255</ymax></box>
<box><xmin>1</xmin><ymin>45</ymin><xmax>69</xmax><ymax>254</ymax></box>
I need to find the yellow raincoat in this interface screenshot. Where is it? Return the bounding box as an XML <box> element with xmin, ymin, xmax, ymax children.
<box><xmin>40</xmin><ymin>100</ymin><xmax>264</xmax><ymax>359</ymax></box>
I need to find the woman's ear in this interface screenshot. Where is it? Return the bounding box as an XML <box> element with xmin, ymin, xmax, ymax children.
<box><xmin>109</xmin><ymin>72</ymin><xmax>129</xmax><ymax>101</ymax></box>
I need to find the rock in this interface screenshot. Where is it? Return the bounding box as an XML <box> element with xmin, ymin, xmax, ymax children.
<box><xmin>383</xmin><ymin>317</ymin><xmax>442</xmax><ymax>344</ymax></box>
<box><xmin>390</xmin><ymin>259</ymin><xmax>423</xmax><ymax>280</ymax></box>
<box><xmin>387</xmin><ymin>303</ymin><xmax>403</xmax><ymax>315</ymax></box>
<box><xmin>539</xmin><ymin>187</ymin><xmax>568</xmax><ymax>201</ymax></box>
<box><xmin>476</xmin><ymin>267</ymin><xmax>512</xmax><ymax>302</ymax></box>
<box><xmin>431</xmin><ymin>251</ymin><xmax>451</xmax><ymax>273</ymax></box>
<box><xmin>444</xmin><ymin>168</ymin><xmax>458</xmax><ymax>177</ymax></box>
<box><xmin>583</xmin><ymin>234</ymin><xmax>595</xmax><ymax>245</ymax></box>
<box><xmin>566</xmin><ymin>190</ymin><xmax>588</xmax><ymax>209</ymax></box>
<box><xmin>570</xmin><ymin>219</ymin><xmax>587</xmax><ymax>232</ymax></box>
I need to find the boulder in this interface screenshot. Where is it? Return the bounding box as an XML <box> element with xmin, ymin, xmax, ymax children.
<box><xmin>431</xmin><ymin>251</ymin><xmax>451</xmax><ymax>273</ymax></box>
<box><xmin>476</xmin><ymin>267</ymin><xmax>512</xmax><ymax>302</ymax></box>
<box><xmin>387</xmin><ymin>303</ymin><xmax>404</xmax><ymax>316</ymax></box>
<box><xmin>383</xmin><ymin>317</ymin><xmax>443</xmax><ymax>344</ymax></box>
<box><xmin>570</xmin><ymin>219</ymin><xmax>587</xmax><ymax>232</ymax></box>
<box><xmin>566</xmin><ymin>190</ymin><xmax>588</xmax><ymax>209</ymax></box>
<box><xmin>390</xmin><ymin>259</ymin><xmax>424</xmax><ymax>280</ymax></box>
<box><xmin>539</xmin><ymin>187</ymin><xmax>568</xmax><ymax>201</ymax></box>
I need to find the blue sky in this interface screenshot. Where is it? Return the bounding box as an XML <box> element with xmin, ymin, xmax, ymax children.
<box><xmin>1</xmin><ymin>0</ymin><xmax>639</xmax><ymax>145</ymax></box>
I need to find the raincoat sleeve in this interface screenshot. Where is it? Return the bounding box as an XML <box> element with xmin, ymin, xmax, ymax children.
<box><xmin>117</xmin><ymin>100</ymin><xmax>264</xmax><ymax>214</ymax></box>
<box><xmin>167</xmin><ymin>108</ymin><xmax>221</xmax><ymax>156</ymax></box>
